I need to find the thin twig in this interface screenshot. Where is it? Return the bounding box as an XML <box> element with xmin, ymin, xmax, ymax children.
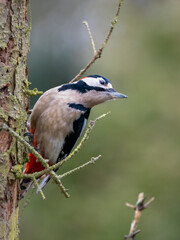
<box><xmin>70</xmin><ymin>0</ymin><xmax>124</xmax><ymax>83</ymax></box>
<box><xmin>83</xmin><ymin>21</ymin><xmax>97</xmax><ymax>54</ymax></box>
<box><xmin>124</xmin><ymin>192</ymin><xmax>155</xmax><ymax>239</ymax></box>
<box><xmin>125</xmin><ymin>203</ymin><xmax>136</xmax><ymax>209</ymax></box>
<box><xmin>59</xmin><ymin>155</ymin><xmax>101</xmax><ymax>179</ymax></box>
<box><xmin>33</xmin><ymin>176</ymin><xmax>46</xmax><ymax>200</ymax></box>
<box><xmin>50</xmin><ymin>171</ymin><xmax>70</xmax><ymax>198</ymax></box>
<box><xmin>144</xmin><ymin>197</ymin><xmax>155</xmax><ymax>208</ymax></box>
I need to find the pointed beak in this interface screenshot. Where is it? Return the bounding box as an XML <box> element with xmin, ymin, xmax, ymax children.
<box><xmin>108</xmin><ymin>89</ymin><xmax>128</xmax><ymax>99</ymax></box>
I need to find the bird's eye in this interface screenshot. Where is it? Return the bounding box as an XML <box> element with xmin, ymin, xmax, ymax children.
<box><xmin>99</xmin><ymin>79</ymin><xmax>106</xmax><ymax>85</ymax></box>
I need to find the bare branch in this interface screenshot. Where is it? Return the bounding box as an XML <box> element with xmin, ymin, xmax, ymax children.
<box><xmin>70</xmin><ymin>0</ymin><xmax>124</xmax><ymax>83</ymax></box>
<box><xmin>125</xmin><ymin>203</ymin><xmax>136</xmax><ymax>209</ymax></box>
<box><xmin>50</xmin><ymin>171</ymin><xmax>70</xmax><ymax>198</ymax></box>
<box><xmin>144</xmin><ymin>197</ymin><xmax>155</xmax><ymax>209</ymax></box>
<box><xmin>83</xmin><ymin>21</ymin><xmax>97</xmax><ymax>54</ymax></box>
<box><xmin>124</xmin><ymin>230</ymin><xmax>141</xmax><ymax>240</ymax></box>
<box><xmin>59</xmin><ymin>155</ymin><xmax>101</xmax><ymax>179</ymax></box>
<box><xmin>33</xmin><ymin>176</ymin><xmax>46</xmax><ymax>200</ymax></box>
<box><xmin>124</xmin><ymin>192</ymin><xmax>155</xmax><ymax>239</ymax></box>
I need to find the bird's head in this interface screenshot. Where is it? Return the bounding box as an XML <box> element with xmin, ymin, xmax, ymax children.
<box><xmin>58</xmin><ymin>75</ymin><xmax>127</xmax><ymax>108</ymax></box>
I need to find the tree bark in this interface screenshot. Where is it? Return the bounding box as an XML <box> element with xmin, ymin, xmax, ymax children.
<box><xmin>0</xmin><ymin>0</ymin><xmax>30</xmax><ymax>239</ymax></box>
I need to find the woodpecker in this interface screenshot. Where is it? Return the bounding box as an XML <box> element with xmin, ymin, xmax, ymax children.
<box><xmin>20</xmin><ymin>75</ymin><xmax>127</xmax><ymax>197</ymax></box>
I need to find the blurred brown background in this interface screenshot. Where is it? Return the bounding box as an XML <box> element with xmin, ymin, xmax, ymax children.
<box><xmin>20</xmin><ymin>0</ymin><xmax>180</xmax><ymax>239</ymax></box>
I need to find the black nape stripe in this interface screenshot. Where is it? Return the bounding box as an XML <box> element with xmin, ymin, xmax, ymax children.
<box><xmin>68</xmin><ymin>103</ymin><xmax>89</xmax><ymax>112</ymax></box>
<box><xmin>58</xmin><ymin>80</ymin><xmax>106</xmax><ymax>94</ymax></box>
<box><xmin>68</xmin><ymin>103</ymin><xmax>90</xmax><ymax>119</ymax></box>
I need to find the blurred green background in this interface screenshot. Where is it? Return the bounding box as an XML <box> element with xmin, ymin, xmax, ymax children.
<box><xmin>20</xmin><ymin>0</ymin><xmax>180</xmax><ymax>239</ymax></box>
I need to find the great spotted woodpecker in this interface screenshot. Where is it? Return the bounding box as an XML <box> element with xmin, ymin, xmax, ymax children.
<box><xmin>20</xmin><ymin>75</ymin><xmax>127</xmax><ymax>197</ymax></box>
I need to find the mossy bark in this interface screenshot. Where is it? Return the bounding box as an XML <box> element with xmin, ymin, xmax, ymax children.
<box><xmin>0</xmin><ymin>0</ymin><xmax>30</xmax><ymax>239</ymax></box>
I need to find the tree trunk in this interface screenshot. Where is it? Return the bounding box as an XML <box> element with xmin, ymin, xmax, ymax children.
<box><xmin>0</xmin><ymin>0</ymin><xmax>30</xmax><ymax>239</ymax></box>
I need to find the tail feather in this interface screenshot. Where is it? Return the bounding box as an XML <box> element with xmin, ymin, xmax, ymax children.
<box><xmin>20</xmin><ymin>131</ymin><xmax>49</xmax><ymax>199</ymax></box>
<box><xmin>36</xmin><ymin>175</ymin><xmax>50</xmax><ymax>194</ymax></box>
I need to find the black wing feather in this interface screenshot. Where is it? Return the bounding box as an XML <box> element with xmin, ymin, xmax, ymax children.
<box><xmin>57</xmin><ymin>108</ymin><xmax>90</xmax><ymax>161</ymax></box>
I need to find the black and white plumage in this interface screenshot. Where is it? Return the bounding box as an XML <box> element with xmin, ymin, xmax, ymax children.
<box><xmin>20</xmin><ymin>75</ymin><xmax>127</xmax><ymax>196</ymax></box>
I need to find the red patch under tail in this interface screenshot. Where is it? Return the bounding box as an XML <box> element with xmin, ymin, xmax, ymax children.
<box><xmin>24</xmin><ymin>153</ymin><xmax>45</xmax><ymax>174</ymax></box>
<box><xmin>24</xmin><ymin>133</ymin><xmax>45</xmax><ymax>174</ymax></box>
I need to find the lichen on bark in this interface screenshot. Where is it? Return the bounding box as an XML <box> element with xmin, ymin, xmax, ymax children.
<box><xmin>0</xmin><ymin>0</ymin><xmax>30</xmax><ymax>239</ymax></box>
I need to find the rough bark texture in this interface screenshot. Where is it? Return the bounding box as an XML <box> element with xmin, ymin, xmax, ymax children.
<box><xmin>0</xmin><ymin>0</ymin><xmax>30</xmax><ymax>239</ymax></box>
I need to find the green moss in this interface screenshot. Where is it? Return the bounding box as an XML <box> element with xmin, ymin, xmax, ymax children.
<box><xmin>0</xmin><ymin>109</ymin><xmax>8</xmax><ymax>121</ymax></box>
<box><xmin>23</xmin><ymin>79</ymin><xmax>31</xmax><ymax>88</ymax></box>
<box><xmin>0</xmin><ymin>65</ymin><xmax>14</xmax><ymax>89</ymax></box>
<box><xmin>11</xmin><ymin>165</ymin><xmax>23</xmax><ymax>179</ymax></box>
<box><xmin>0</xmin><ymin>154</ymin><xmax>10</xmax><ymax>198</ymax></box>
<box><xmin>24</xmin><ymin>87</ymin><xmax>43</xmax><ymax>96</ymax></box>
<box><xmin>0</xmin><ymin>222</ymin><xmax>7</xmax><ymax>239</ymax></box>
<box><xmin>23</xmin><ymin>80</ymin><xmax>43</xmax><ymax>96</ymax></box>
<box><xmin>9</xmin><ymin>94</ymin><xmax>27</xmax><ymax>127</ymax></box>
<box><xmin>9</xmin><ymin>208</ymin><xmax>19</xmax><ymax>240</ymax></box>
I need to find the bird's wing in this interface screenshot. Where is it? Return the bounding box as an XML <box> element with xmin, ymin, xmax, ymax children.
<box><xmin>36</xmin><ymin>108</ymin><xmax>91</xmax><ymax>193</ymax></box>
<box><xmin>57</xmin><ymin>108</ymin><xmax>91</xmax><ymax>161</ymax></box>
